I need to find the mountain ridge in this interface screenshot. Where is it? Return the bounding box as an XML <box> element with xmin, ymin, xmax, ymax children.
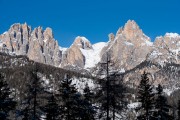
<box><xmin>0</xmin><ymin>20</ymin><xmax>179</xmax><ymax>94</ymax></box>
<box><xmin>0</xmin><ymin>20</ymin><xmax>179</xmax><ymax>70</ymax></box>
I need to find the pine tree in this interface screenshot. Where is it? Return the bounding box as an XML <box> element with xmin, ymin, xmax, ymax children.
<box><xmin>22</xmin><ymin>105</ymin><xmax>30</xmax><ymax>120</ymax></box>
<box><xmin>19</xmin><ymin>68</ymin><xmax>44</xmax><ymax>120</ymax></box>
<box><xmin>0</xmin><ymin>73</ymin><xmax>16</xmax><ymax>120</ymax></box>
<box><xmin>154</xmin><ymin>84</ymin><xmax>173</xmax><ymax>120</ymax></box>
<box><xmin>58</xmin><ymin>75</ymin><xmax>82</xmax><ymax>120</ymax></box>
<box><xmin>178</xmin><ymin>100</ymin><xmax>180</xmax><ymax>120</ymax></box>
<box><xmin>43</xmin><ymin>94</ymin><xmax>60</xmax><ymax>120</ymax></box>
<box><xmin>82</xmin><ymin>84</ymin><xmax>96</xmax><ymax>120</ymax></box>
<box><xmin>95</xmin><ymin>79</ymin><xmax>109</xmax><ymax>119</ymax></box>
<box><xmin>109</xmin><ymin>76</ymin><xmax>127</xmax><ymax>120</ymax></box>
<box><xmin>136</xmin><ymin>71</ymin><xmax>155</xmax><ymax>120</ymax></box>
<box><xmin>83</xmin><ymin>83</ymin><xmax>94</xmax><ymax>103</ymax></box>
<box><xmin>96</xmin><ymin>75</ymin><xmax>126</xmax><ymax>120</ymax></box>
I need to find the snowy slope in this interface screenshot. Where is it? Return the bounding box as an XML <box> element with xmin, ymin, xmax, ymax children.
<box><xmin>71</xmin><ymin>77</ymin><xmax>97</xmax><ymax>93</ymax></box>
<box><xmin>80</xmin><ymin>42</ymin><xmax>107</xmax><ymax>68</ymax></box>
<box><xmin>59</xmin><ymin>46</ymin><xmax>67</xmax><ymax>54</ymax></box>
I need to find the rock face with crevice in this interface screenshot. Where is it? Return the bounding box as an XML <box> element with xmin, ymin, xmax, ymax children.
<box><xmin>0</xmin><ymin>20</ymin><xmax>179</xmax><ymax>71</ymax></box>
<box><xmin>100</xmin><ymin>20</ymin><xmax>153</xmax><ymax>70</ymax></box>
<box><xmin>0</xmin><ymin>20</ymin><xmax>179</xmax><ymax>91</ymax></box>
<box><xmin>60</xmin><ymin>36</ymin><xmax>93</xmax><ymax>68</ymax></box>
<box><xmin>147</xmin><ymin>33</ymin><xmax>180</xmax><ymax>65</ymax></box>
<box><xmin>0</xmin><ymin>23</ymin><xmax>61</xmax><ymax>66</ymax></box>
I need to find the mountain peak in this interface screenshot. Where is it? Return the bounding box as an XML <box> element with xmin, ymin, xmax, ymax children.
<box><xmin>9</xmin><ymin>23</ymin><xmax>22</xmax><ymax>31</ymax></box>
<box><xmin>124</xmin><ymin>20</ymin><xmax>139</xmax><ymax>30</ymax></box>
<box><xmin>44</xmin><ymin>27</ymin><xmax>53</xmax><ymax>39</ymax></box>
<box><xmin>10</xmin><ymin>23</ymin><xmax>30</xmax><ymax>30</ymax></box>
<box><xmin>73</xmin><ymin>36</ymin><xmax>92</xmax><ymax>49</ymax></box>
<box><xmin>121</xmin><ymin>20</ymin><xmax>144</xmax><ymax>41</ymax></box>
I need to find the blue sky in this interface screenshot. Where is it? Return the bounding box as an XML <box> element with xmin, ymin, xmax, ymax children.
<box><xmin>0</xmin><ymin>0</ymin><xmax>180</xmax><ymax>47</ymax></box>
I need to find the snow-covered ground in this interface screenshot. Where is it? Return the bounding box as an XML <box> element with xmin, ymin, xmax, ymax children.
<box><xmin>59</xmin><ymin>46</ymin><xmax>67</xmax><ymax>54</ymax></box>
<box><xmin>163</xmin><ymin>87</ymin><xmax>180</xmax><ymax>96</ymax></box>
<box><xmin>80</xmin><ymin>42</ymin><xmax>107</xmax><ymax>69</ymax></box>
<box><xmin>72</xmin><ymin>77</ymin><xmax>97</xmax><ymax>93</ymax></box>
<box><xmin>127</xmin><ymin>102</ymin><xmax>140</xmax><ymax>109</ymax></box>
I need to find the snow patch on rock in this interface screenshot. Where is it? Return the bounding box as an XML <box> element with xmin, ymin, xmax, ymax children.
<box><xmin>76</xmin><ymin>36</ymin><xmax>90</xmax><ymax>43</ymax></box>
<box><xmin>127</xmin><ymin>102</ymin><xmax>140</xmax><ymax>109</ymax></box>
<box><xmin>124</xmin><ymin>41</ymin><xmax>134</xmax><ymax>46</ymax></box>
<box><xmin>120</xmin><ymin>68</ymin><xmax>125</xmax><ymax>73</ymax></box>
<box><xmin>59</xmin><ymin>47</ymin><xmax>67</xmax><ymax>54</ymax></box>
<box><xmin>145</xmin><ymin>40</ymin><xmax>153</xmax><ymax>46</ymax></box>
<box><xmin>165</xmin><ymin>33</ymin><xmax>180</xmax><ymax>38</ymax></box>
<box><xmin>80</xmin><ymin>42</ymin><xmax>107</xmax><ymax>68</ymax></box>
<box><xmin>164</xmin><ymin>87</ymin><xmax>179</xmax><ymax>96</ymax></box>
<box><xmin>71</xmin><ymin>77</ymin><xmax>97</xmax><ymax>93</ymax></box>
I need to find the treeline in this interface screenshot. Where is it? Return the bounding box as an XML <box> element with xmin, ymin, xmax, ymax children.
<box><xmin>0</xmin><ymin>67</ymin><xmax>97</xmax><ymax>120</ymax></box>
<box><xmin>135</xmin><ymin>72</ymin><xmax>179</xmax><ymax>120</ymax></box>
<box><xmin>0</xmin><ymin>68</ymin><xmax>180</xmax><ymax>119</ymax></box>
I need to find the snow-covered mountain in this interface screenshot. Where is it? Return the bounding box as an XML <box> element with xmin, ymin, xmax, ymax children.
<box><xmin>80</xmin><ymin>42</ymin><xmax>107</xmax><ymax>68</ymax></box>
<box><xmin>0</xmin><ymin>20</ymin><xmax>179</xmax><ymax>70</ymax></box>
<box><xmin>0</xmin><ymin>20</ymin><xmax>179</xmax><ymax>91</ymax></box>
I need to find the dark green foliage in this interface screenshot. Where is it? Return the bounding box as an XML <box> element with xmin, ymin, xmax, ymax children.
<box><xmin>82</xmin><ymin>84</ymin><xmax>96</xmax><ymax>120</ymax></box>
<box><xmin>96</xmin><ymin>75</ymin><xmax>127</xmax><ymax>119</ymax></box>
<box><xmin>136</xmin><ymin>71</ymin><xmax>155</xmax><ymax>120</ymax></box>
<box><xmin>0</xmin><ymin>73</ymin><xmax>16</xmax><ymax>120</ymax></box>
<box><xmin>19</xmin><ymin>68</ymin><xmax>44</xmax><ymax>120</ymax></box>
<box><xmin>58</xmin><ymin>75</ymin><xmax>81</xmax><ymax>120</ymax></box>
<box><xmin>153</xmin><ymin>84</ymin><xmax>173</xmax><ymax>120</ymax></box>
<box><xmin>83</xmin><ymin>83</ymin><xmax>94</xmax><ymax>103</ymax></box>
<box><xmin>109</xmin><ymin>76</ymin><xmax>127</xmax><ymax>120</ymax></box>
<box><xmin>1</xmin><ymin>52</ymin><xmax>180</xmax><ymax>119</ymax></box>
<box><xmin>58</xmin><ymin>76</ymin><xmax>96</xmax><ymax>120</ymax></box>
<box><xmin>43</xmin><ymin>94</ymin><xmax>60</xmax><ymax>120</ymax></box>
<box><xmin>178</xmin><ymin>100</ymin><xmax>180</xmax><ymax>120</ymax></box>
<box><xmin>21</xmin><ymin>106</ymin><xmax>30</xmax><ymax>120</ymax></box>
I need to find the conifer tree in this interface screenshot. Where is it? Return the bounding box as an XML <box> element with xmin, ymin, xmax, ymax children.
<box><xmin>58</xmin><ymin>76</ymin><xmax>96</xmax><ymax>120</ymax></box>
<box><xmin>83</xmin><ymin>83</ymin><xmax>94</xmax><ymax>103</ymax></box>
<box><xmin>21</xmin><ymin>105</ymin><xmax>30</xmax><ymax>120</ymax></box>
<box><xmin>58</xmin><ymin>75</ymin><xmax>81</xmax><ymax>120</ymax></box>
<box><xmin>109</xmin><ymin>78</ymin><xmax>127</xmax><ymax>120</ymax></box>
<box><xmin>178</xmin><ymin>100</ymin><xmax>180</xmax><ymax>120</ymax></box>
<box><xmin>136</xmin><ymin>71</ymin><xmax>155</xmax><ymax>120</ymax></box>
<box><xmin>82</xmin><ymin>84</ymin><xmax>96</xmax><ymax>120</ymax></box>
<box><xmin>43</xmin><ymin>94</ymin><xmax>60</xmax><ymax>120</ymax></box>
<box><xmin>153</xmin><ymin>84</ymin><xmax>173</xmax><ymax>120</ymax></box>
<box><xmin>96</xmin><ymin>75</ymin><xmax>126</xmax><ymax>120</ymax></box>
<box><xmin>0</xmin><ymin>73</ymin><xmax>16</xmax><ymax>120</ymax></box>
<box><xmin>19</xmin><ymin>68</ymin><xmax>44</xmax><ymax>120</ymax></box>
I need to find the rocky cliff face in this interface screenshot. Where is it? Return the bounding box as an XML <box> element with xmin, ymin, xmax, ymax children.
<box><xmin>60</xmin><ymin>36</ymin><xmax>92</xmax><ymax>68</ymax></box>
<box><xmin>0</xmin><ymin>20</ymin><xmax>179</xmax><ymax>91</ymax></box>
<box><xmin>0</xmin><ymin>21</ymin><xmax>179</xmax><ymax>71</ymax></box>
<box><xmin>0</xmin><ymin>23</ymin><xmax>61</xmax><ymax>66</ymax></box>
<box><xmin>100</xmin><ymin>20</ymin><xmax>153</xmax><ymax>70</ymax></box>
<box><xmin>147</xmin><ymin>33</ymin><xmax>180</xmax><ymax>65</ymax></box>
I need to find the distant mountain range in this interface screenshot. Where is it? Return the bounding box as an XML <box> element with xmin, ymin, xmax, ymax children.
<box><xmin>0</xmin><ymin>20</ymin><xmax>179</xmax><ymax>91</ymax></box>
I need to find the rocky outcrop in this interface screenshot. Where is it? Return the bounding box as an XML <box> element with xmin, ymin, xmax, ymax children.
<box><xmin>0</xmin><ymin>21</ymin><xmax>179</xmax><ymax>72</ymax></box>
<box><xmin>60</xmin><ymin>36</ymin><xmax>92</xmax><ymax>68</ymax></box>
<box><xmin>61</xmin><ymin>45</ymin><xmax>85</xmax><ymax>68</ymax></box>
<box><xmin>0</xmin><ymin>23</ymin><xmax>61</xmax><ymax>66</ymax></box>
<box><xmin>0</xmin><ymin>23</ymin><xmax>31</xmax><ymax>54</ymax></box>
<box><xmin>72</xmin><ymin>36</ymin><xmax>92</xmax><ymax>49</ymax></box>
<box><xmin>147</xmin><ymin>33</ymin><xmax>180</xmax><ymax>65</ymax></box>
<box><xmin>0</xmin><ymin>21</ymin><xmax>179</xmax><ymax>91</ymax></box>
<box><xmin>101</xmin><ymin>20</ymin><xmax>153</xmax><ymax>70</ymax></box>
<box><xmin>108</xmin><ymin>33</ymin><xmax>115</xmax><ymax>41</ymax></box>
